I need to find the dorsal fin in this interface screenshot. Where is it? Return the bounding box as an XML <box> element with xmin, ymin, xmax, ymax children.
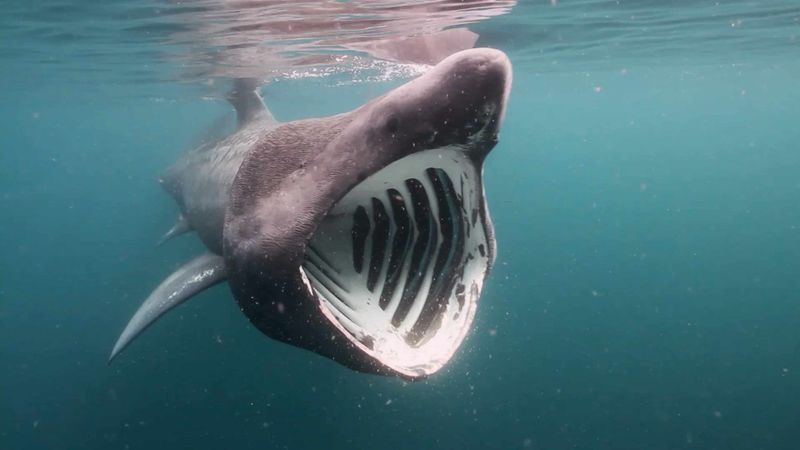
<box><xmin>227</xmin><ymin>78</ymin><xmax>276</xmax><ymax>130</ymax></box>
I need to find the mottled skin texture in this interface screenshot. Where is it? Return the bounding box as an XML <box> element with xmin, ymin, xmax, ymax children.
<box><xmin>160</xmin><ymin>117</ymin><xmax>278</xmax><ymax>254</ymax></box>
<box><xmin>223</xmin><ymin>48</ymin><xmax>512</xmax><ymax>378</ymax></box>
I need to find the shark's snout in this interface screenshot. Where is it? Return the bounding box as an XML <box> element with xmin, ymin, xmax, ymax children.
<box><xmin>365</xmin><ymin>48</ymin><xmax>512</xmax><ymax>156</ymax></box>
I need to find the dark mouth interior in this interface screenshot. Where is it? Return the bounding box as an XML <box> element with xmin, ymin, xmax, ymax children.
<box><xmin>301</xmin><ymin>148</ymin><xmax>491</xmax><ymax>376</ymax></box>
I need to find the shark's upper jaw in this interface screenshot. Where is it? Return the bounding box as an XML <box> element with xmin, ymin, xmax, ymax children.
<box><xmin>301</xmin><ymin>146</ymin><xmax>493</xmax><ymax>377</ymax></box>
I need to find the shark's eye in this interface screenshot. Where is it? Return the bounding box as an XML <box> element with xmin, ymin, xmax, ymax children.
<box><xmin>385</xmin><ymin>116</ymin><xmax>399</xmax><ymax>134</ymax></box>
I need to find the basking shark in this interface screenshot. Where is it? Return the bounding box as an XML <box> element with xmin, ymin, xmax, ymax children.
<box><xmin>110</xmin><ymin>48</ymin><xmax>512</xmax><ymax>379</ymax></box>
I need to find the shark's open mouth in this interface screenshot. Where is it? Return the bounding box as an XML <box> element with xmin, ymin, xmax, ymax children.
<box><xmin>301</xmin><ymin>148</ymin><xmax>492</xmax><ymax>376</ymax></box>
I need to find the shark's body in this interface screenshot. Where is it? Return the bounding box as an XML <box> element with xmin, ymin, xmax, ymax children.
<box><xmin>159</xmin><ymin>80</ymin><xmax>279</xmax><ymax>253</ymax></box>
<box><xmin>111</xmin><ymin>48</ymin><xmax>512</xmax><ymax>379</ymax></box>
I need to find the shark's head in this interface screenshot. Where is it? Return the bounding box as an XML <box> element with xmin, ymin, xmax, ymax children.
<box><xmin>223</xmin><ymin>48</ymin><xmax>512</xmax><ymax>379</ymax></box>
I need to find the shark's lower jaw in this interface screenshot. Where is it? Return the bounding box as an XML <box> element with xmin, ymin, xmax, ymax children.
<box><xmin>300</xmin><ymin>147</ymin><xmax>493</xmax><ymax>377</ymax></box>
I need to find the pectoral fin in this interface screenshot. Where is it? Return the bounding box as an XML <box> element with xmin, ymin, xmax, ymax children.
<box><xmin>157</xmin><ymin>214</ymin><xmax>191</xmax><ymax>246</ymax></box>
<box><xmin>109</xmin><ymin>253</ymin><xmax>227</xmax><ymax>363</ymax></box>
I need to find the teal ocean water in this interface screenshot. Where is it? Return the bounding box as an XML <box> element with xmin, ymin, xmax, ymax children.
<box><xmin>2</xmin><ymin>1</ymin><xmax>799</xmax><ymax>449</ymax></box>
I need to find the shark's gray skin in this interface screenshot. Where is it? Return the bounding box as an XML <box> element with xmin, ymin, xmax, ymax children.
<box><xmin>110</xmin><ymin>48</ymin><xmax>512</xmax><ymax>379</ymax></box>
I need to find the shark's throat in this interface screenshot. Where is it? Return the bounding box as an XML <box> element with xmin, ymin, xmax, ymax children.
<box><xmin>301</xmin><ymin>148</ymin><xmax>492</xmax><ymax>376</ymax></box>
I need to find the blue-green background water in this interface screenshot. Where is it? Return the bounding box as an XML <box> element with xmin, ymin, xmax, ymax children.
<box><xmin>2</xmin><ymin>1</ymin><xmax>800</xmax><ymax>449</ymax></box>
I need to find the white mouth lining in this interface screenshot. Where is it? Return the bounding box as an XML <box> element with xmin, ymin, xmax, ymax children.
<box><xmin>300</xmin><ymin>147</ymin><xmax>490</xmax><ymax>376</ymax></box>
